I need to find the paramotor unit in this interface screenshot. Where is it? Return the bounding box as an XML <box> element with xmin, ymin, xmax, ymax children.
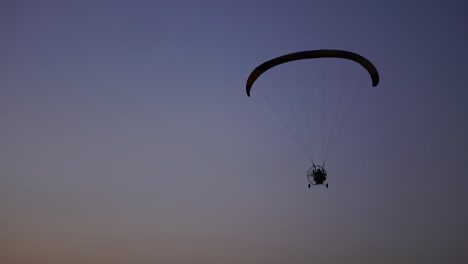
<box><xmin>307</xmin><ymin>164</ymin><xmax>328</xmax><ymax>188</ymax></box>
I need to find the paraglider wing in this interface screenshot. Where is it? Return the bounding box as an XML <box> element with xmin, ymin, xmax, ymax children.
<box><xmin>246</xmin><ymin>49</ymin><xmax>380</xmax><ymax>97</ymax></box>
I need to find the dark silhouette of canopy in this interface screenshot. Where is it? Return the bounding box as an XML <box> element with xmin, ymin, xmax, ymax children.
<box><xmin>246</xmin><ymin>49</ymin><xmax>380</xmax><ymax>97</ymax></box>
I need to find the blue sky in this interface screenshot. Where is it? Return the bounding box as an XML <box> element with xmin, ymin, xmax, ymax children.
<box><xmin>1</xmin><ymin>0</ymin><xmax>467</xmax><ymax>263</ymax></box>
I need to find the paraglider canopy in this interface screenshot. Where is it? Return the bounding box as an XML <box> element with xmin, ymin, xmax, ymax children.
<box><xmin>246</xmin><ymin>49</ymin><xmax>380</xmax><ymax>97</ymax></box>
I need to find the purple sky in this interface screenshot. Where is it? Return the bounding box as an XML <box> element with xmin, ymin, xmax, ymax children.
<box><xmin>1</xmin><ymin>0</ymin><xmax>467</xmax><ymax>263</ymax></box>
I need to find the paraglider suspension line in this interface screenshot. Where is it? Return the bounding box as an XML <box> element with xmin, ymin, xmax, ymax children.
<box><xmin>256</xmin><ymin>90</ymin><xmax>314</xmax><ymax>165</ymax></box>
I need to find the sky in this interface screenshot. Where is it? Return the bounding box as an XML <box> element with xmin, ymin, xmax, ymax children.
<box><xmin>1</xmin><ymin>0</ymin><xmax>467</xmax><ymax>263</ymax></box>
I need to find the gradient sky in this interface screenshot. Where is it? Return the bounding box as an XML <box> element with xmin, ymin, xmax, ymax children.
<box><xmin>1</xmin><ymin>0</ymin><xmax>467</xmax><ymax>263</ymax></box>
